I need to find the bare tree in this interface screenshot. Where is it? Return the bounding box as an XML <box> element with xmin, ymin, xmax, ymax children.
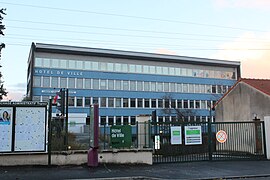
<box><xmin>0</xmin><ymin>8</ymin><xmax>7</xmax><ymax>100</ymax></box>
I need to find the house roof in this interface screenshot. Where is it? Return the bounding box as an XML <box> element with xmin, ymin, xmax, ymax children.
<box><xmin>32</xmin><ymin>42</ymin><xmax>241</xmax><ymax>68</ymax></box>
<box><xmin>214</xmin><ymin>78</ymin><xmax>270</xmax><ymax>108</ymax></box>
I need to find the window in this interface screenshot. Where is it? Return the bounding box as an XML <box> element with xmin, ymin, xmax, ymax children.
<box><xmin>183</xmin><ymin>84</ymin><xmax>188</xmax><ymax>93</ymax></box>
<box><xmin>100</xmin><ymin>97</ymin><xmax>107</xmax><ymax>107</ymax></box>
<box><xmin>163</xmin><ymin>67</ymin><xmax>168</xmax><ymax>75</ymax></box>
<box><xmin>137</xmin><ymin>81</ymin><xmax>143</xmax><ymax>91</ymax></box>
<box><xmin>116</xmin><ymin>116</ymin><xmax>122</xmax><ymax>125</ymax></box>
<box><xmin>175</xmin><ymin>68</ymin><xmax>181</xmax><ymax>76</ymax></box>
<box><xmin>130</xmin><ymin>81</ymin><xmax>136</xmax><ymax>91</ymax></box>
<box><xmin>92</xmin><ymin>62</ymin><xmax>99</xmax><ymax>70</ymax></box>
<box><xmin>115</xmin><ymin>63</ymin><xmax>121</xmax><ymax>71</ymax></box>
<box><xmin>100</xmin><ymin>62</ymin><xmax>107</xmax><ymax>71</ymax></box>
<box><xmin>42</xmin><ymin>96</ymin><xmax>50</xmax><ymax>102</ymax></box>
<box><xmin>144</xmin><ymin>99</ymin><xmax>150</xmax><ymax>108</ymax></box>
<box><xmin>137</xmin><ymin>98</ymin><xmax>143</xmax><ymax>108</ymax></box>
<box><xmin>165</xmin><ymin>99</ymin><xmax>170</xmax><ymax>108</ymax></box>
<box><xmin>122</xmin><ymin>64</ymin><xmax>128</xmax><ymax>72</ymax></box>
<box><xmin>60</xmin><ymin>77</ymin><xmax>67</xmax><ymax>88</ymax></box>
<box><xmin>151</xmin><ymin>82</ymin><xmax>156</xmax><ymax>91</ymax></box>
<box><xmin>115</xmin><ymin>80</ymin><xmax>121</xmax><ymax>90</ymax></box>
<box><xmin>33</xmin><ymin>76</ymin><xmax>41</xmax><ymax>87</ymax></box>
<box><xmin>151</xmin><ymin>99</ymin><xmax>157</xmax><ymax>108</ymax></box>
<box><xmin>129</xmin><ymin>64</ymin><xmax>136</xmax><ymax>73</ymax></box>
<box><xmin>189</xmin><ymin>84</ymin><xmax>194</xmax><ymax>93</ymax></box>
<box><xmin>107</xmin><ymin>63</ymin><xmax>114</xmax><ymax>71</ymax></box>
<box><xmin>108</xmin><ymin>98</ymin><xmax>114</xmax><ymax>107</ymax></box>
<box><xmin>136</xmin><ymin>65</ymin><xmax>142</xmax><ymax>73</ymax></box>
<box><xmin>130</xmin><ymin>98</ymin><xmax>136</xmax><ymax>107</ymax></box>
<box><xmin>190</xmin><ymin>116</ymin><xmax>195</xmax><ymax>122</ymax></box>
<box><xmin>123</xmin><ymin>98</ymin><xmax>129</xmax><ymax>107</ymax></box>
<box><xmin>85</xmin><ymin>97</ymin><xmax>91</xmax><ymax>107</ymax></box>
<box><xmin>76</xmin><ymin>78</ymin><xmax>83</xmax><ymax>89</ymax></box>
<box><xmin>212</xmin><ymin>85</ymin><xmax>217</xmax><ymax>94</ymax></box>
<box><xmin>101</xmin><ymin>116</ymin><xmax>106</xmax><ymax>125</ymax></box>
<box><xmin>93</xmin><ymin>79</ymin><xmax>99</xmax><ymax>89</ymax></box>
<box><xmin>149</xmin><ymin>66</ymin><xmax>155</xmax><ymax>74</ymax></box>
<box><xmin>108</xmin><ymin>116</ymin><xmax>114</xmax><ymax>125</ymax></box>
<box><xmin>187</xmin><ymin>69</ymin><xmax>192</xmax><ymax>76</ymax></box>
<box><xmin>222</xmin><ymin>85</ymin><xmax>227</xmax><ymax>93</ymax></box>
<box><xmin>171</xmin><ymin>100</ymin><xmax>176</xmax><ymax>108</ymax></box>
<box><xmin>76</xmin><ymin>61</ymin><xmax>83</xmax><ymax>69</ymax></box>
<box><xmin>177</xmin><ymin>100</ymin><xmax>182</xmax><ymax>109</ymax></box>
<box><xmin>206</xmin><ymin>85</ymin><xmax>211</xmax><ymax>93</ymax></box>
<box><xmin>143</xmin><ymin>65</ymin><xmax>149</xmax><ymax>73</ymax></box>
<box><xmin>93</xmin><ymin>97</ymin><xmax>99</xmax><ymax>104</ymax></box>
<box><xmin>100</xmin><ymin>79</ymin><xmax>107</xmax><ymax>89</ymax></box>
<box><xmin>123</xmin><ymin>81</ymin><xmax>129</xmax><ymax>90</ymax></box>
<box><xmin>51</xmin><ymin>59</ymin><xmax>59</xmax><ymax>68</ymax></box>
<box><xmin>157</xmin><ymin>67</ymin><xmax>162</xmax><ymax>74</ymax></box>
<box><xmin>170</xmin><ymin>83</ymin><xmax>175</xmax><ymax>92</ymax></box>
<box><xmin>32</xmin><ymin>96</ymin><xmax>40</xmax><ymax>102</ymax></box>
<box><xmin>157</xmin><ymin>82</ymin><xmax>163</xmax><ymax>92</ymax></box>
<box><xmin>164</xmin><ymin>83</ymin><xmax>169</xmax><ymax>92</ymax></box>
<box><xmin>108</xmin><ymin>80</ymin><xmax>114</xmax><ymax>90</ymax></box>
<box><xmin>43</xmin><ymin>77</ymin><xmax>50</xmax><ymax>87</ymax></box>
<box><xmin>43</xmin><ymin>59</ymin><xmax>50</xmax><ymax>67</ymax></box>
<box><xmin>165</xmin><ymin>116</ymin><xmax>170</xmax><ymax>122</ymax></box>
<box><xmin>158</xmin><ymin>116</ymin><xmax>163</xmax><ymax>123</ymax></box>
<box><xmin>85</xmin><ymin>79</ymin><xmax>91</xmax><ymax>89</ymax></box>
<box><xmin>115</xmin><ymin>98</ymin><xmax>121</xmax><ymax>107</ymax></box>
<box><xmin>189</xmin><ymin>100</ymin><xmax>194</xmax><ymax>109</ymax></box>
<box><xmin>76</xmin><ymin>97</ymin><xmax>83</xmax><ymax>107</ymax></box>
<box><xmin>68</xmin><ymin>60</ymin><xmax>76</xmax><ymax>69</ymax></box>
<box><xmin>202</xmin><ymin>116</ymin><xmax>206</xmax><ymax>122</ymax></box>
<box><xmin>68</xmin><ymin>97</ymin><xmax>75</xmax><ymax>106</ymax></box>
<box><xmin>201</xmin><ymin>100</ymin><xmax>206</xmax><ymax>109</ymax></box>
<box><xmin>123</xmin><ymin>116</ymin><xmax>129</xmax><ymax>125</ymax></box>
<box><xmin>184</xmin><ymin>100</ymin><xmax>188</xmax><ymax>109</ymax></box>
<box><xmin>169</xmin><ymin>67</ymin><xmax>175</xmax><ymax>75</ymax></box>
<box><xmin>195</xmin><ymin>100</ymin><xmax>200</xmax><ymax>109</ymax></box>
<box><xmin>158</xmin><ymin>99</ymin><xmax>163</xmax><ymax>108</ymax></box>
<box><xmin>172</xmin><ymin>116</ymin><xmax>177</xmax><ymax>123</ymax></box>
<box><xmin>196</xmin><ymin>116</ymin><xmax>201</xmax><ymax>122</ymax></box>
<box><xmin>60</xmin><ymin>59</ymin><xmax>67</xmax><ymax>68</ymax></box>
<box><xmin>144</xmin><ymin>82</ymin><xmax>150</xmax><ymax>91</ymax></box>
<box><xmin>131</xmin><ymin>116</ymin><xmax>136</xmax><ymax>125</ymax></box>
<box><xmin>217</xmin><ymin>85</ymin><xmax>222</xmax><ymax>94</ymax></box>
<box><xmin>35</xmin><ymin>58</ymin><xmax>42</xmax><ymax>67</ymax></box>
<box><xmin>195</xmin><ymin>84</ymin><xmax>200</xmax><ymax>93</ymax></box>
<box><xmin>177</xmin><ymin>83</ymin><xmax>182</xmax><ymax>92</ymax></box>
<box><xmin>68</xmin><ymin>78</ymin><xmax>75</xmax><ymax>88</ymax></box>
<box><xmin>200</xmin><ymin>85</ymin><xmax>205</xmax><ymax>93</ymax></box>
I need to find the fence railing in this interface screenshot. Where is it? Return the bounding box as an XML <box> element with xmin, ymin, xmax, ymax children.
<box><xmin>50</xmin><ymin>120</ymin><xmax>152</xmax><ymax>151</ymax></box>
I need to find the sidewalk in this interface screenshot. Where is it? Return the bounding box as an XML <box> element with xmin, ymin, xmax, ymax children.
<box><xmin>1</xmin><ymin>160</ymin><xmax>270</xmax><ymax>180</ymax></box>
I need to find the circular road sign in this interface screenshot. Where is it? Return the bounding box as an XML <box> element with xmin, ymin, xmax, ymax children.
<box><xmin>216</xmin><ymin>130</ymin><xmax>227</xmax><ymax>143</ymax></box>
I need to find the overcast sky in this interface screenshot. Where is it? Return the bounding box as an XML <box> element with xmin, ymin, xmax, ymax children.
<box><xmin>1</xmin><ymin>0</ymin><xmax>270</xmax><ymax>101</ymax></box>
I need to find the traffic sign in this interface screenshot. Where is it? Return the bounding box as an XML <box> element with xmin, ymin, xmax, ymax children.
<box><xmin>216</xmin><ymin>130</ymin><xmax>227</xmax><ymax>143</ymax></box>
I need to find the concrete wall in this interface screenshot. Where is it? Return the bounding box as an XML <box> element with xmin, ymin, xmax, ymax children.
<box><xmin>216</xmin><ymin>82</ymin><xmax>270</xmax><ymax>122</ymax></box>
<box><xmin>0</xmin><ymin>149</ymin><xmax>153</xmax><ymax>166</ymax></box>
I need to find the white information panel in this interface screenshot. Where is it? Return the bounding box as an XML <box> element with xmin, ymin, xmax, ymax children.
<box><xmin>0</xmin><ymin>107</ymin><xmax>13</xmax><ymax>152</ymax></box>
<box><xmin>15</xmin><ymin>107</ymin><xmax>46</xmax><ymax>152</ymax></box>
<box><xmin>171</xmin><ymin>126</ymin><xmax>182</xmax><ymax>145</ymax></box>
<box><xmin>185</xmin><ymin>126</ymin><xmax>202</xmax><ymax>145</ymax></box>
<box><xmin>154</xmin><ymin>135</ymin><xmax>160</xmax><ymax>150</ymax></box>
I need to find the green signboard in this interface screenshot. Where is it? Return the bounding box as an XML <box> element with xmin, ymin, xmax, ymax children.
<box><xmin>110</xmin><ymin>125</ymin><xmax>132</xmax><ymax>148</ymax></box>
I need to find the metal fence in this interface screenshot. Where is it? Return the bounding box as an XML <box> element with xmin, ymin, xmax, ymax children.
<box><xmin>50</xmin><ymin>120</ymin><xmax>152</xmax><ymax>151</ymax></box>
<box><xmin>152</xmin><ymin>121</ymin><xmax>266</xmax><ymax>163</ymax></box>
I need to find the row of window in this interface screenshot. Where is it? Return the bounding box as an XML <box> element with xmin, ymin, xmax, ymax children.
<box><xmin>36</xmin><ymin>96</ymin><xmax>216</xmax><ymax>109</ymax></box>
<box><xmin>99</xmin><ymin>115</ymin><xmax>213</xmax><ymax>125</ymax></box>
<box><xmin>33</xmin><ymin>76</ymin><xmax>231</xmax><ymax>94</ymax></box>
<box><xmin>35</xmin><ymin>58</ymin><xmax>236</xmax><ymax>80</ymax></box>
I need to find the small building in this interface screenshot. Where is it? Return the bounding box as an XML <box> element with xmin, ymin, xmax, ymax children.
<box><xmin>215</xmin><ymin>78</ymin><xmax>270</xmax><ymax>122</ymax></box>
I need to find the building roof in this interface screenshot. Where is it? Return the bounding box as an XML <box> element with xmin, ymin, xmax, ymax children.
<box><xmin>32</xmin><ymin>42</ymin><xmax>241</xmax><ymax>68</ymax></box>
<box><xmin>214</xmin><ymin>78</ymin><xmax>270</xmax><ymax>108</ymax></box>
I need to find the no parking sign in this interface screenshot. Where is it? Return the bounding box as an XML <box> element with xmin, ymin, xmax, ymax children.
<box><xmin>216</xmin><ymin>130</ymin><xmax>227</xmax><ymax>143</ymax></box>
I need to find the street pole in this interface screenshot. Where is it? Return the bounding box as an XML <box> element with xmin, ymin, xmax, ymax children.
<box><xmin>65</xmin><ymin>89</ymin><xmax>69</xmax><ymax>151</ymax></box>
<box><xmin>48</xmin><ymin>98</ymin><xmax>52</xmax><ymax>166</ymax></box>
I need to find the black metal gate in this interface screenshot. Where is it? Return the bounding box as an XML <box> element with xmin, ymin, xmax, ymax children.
<box><xmin>152</xmin><ymin>121</ymin><xmax>266</xmax><ymax>163</ymax></box>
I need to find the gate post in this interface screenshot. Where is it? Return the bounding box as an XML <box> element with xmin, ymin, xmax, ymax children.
<box><xmin>208</xmin><ymin>118</ymin><xmax>212</xmax><ymax>161</ymax></box>
<box><xmin>264</xmin><ymin>116</ymin><xmax>270</xmax><ymax>159</ymax></box>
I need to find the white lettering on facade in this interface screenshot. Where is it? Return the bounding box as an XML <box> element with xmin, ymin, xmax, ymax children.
<box><xmin>35</xmin><ymin>69</ymin><xmax>83</xmax><ymax>76</ymax></box>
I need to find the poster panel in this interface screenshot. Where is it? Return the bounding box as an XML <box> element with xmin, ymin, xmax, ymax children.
<box><xmin>154</xmin><ymin>135</ymin><xmax>160</xmax><ymax>150</ymax></box>
<box><xmin>0</xmin><ymin>107</ymin><xmax>13</xmax><ymax>152</ymax></box>
<box><xmin>171</xmin><ymin>126</ymin><xmax>182</xmax><ymax>145</ymax></box>
<box><xmin>185</xmin><ymin>126</ymin><xmax>202</xmax><ymax>145</ymax></box>
<box><xmin>15</xmin><ymin>107</ymin><xmax>46</xmax><ymax>152</ymax></box>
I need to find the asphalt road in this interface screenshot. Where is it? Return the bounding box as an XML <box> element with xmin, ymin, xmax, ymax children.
<box><xmin>1</xmin><ymin>160</ymin><xmax>270</xmax><ymax>180</ymax></box>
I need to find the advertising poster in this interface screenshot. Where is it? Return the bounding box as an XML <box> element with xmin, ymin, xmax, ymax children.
<box><xmin>171</xmin><ymin>126</ymin><xmax>182</xmax><ymax>145</ymax></box>
<box><xmin>0</xmin><ymin>107</ymin><xmax>13</xmax><ymax>152</ymax></box>
<box><xmin>185</xmin><ymin>126</ymin><xmax>202</xmax><ymax>145</ymax></box>
<box><xmin>155</xmin><ymin>135</ymin><xmax>160</xmax><ymax>150</ymax></box>
<box><xmin>15</xmin><ymin>107</ymin><xmax>46</xmax><ymax>152</ymax></box>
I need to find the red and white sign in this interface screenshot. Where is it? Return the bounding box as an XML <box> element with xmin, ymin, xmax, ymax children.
<box><xmin>216</xmin><ymin>130</ymin><xmax>227</xmax><ymax>143</ymax></box>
